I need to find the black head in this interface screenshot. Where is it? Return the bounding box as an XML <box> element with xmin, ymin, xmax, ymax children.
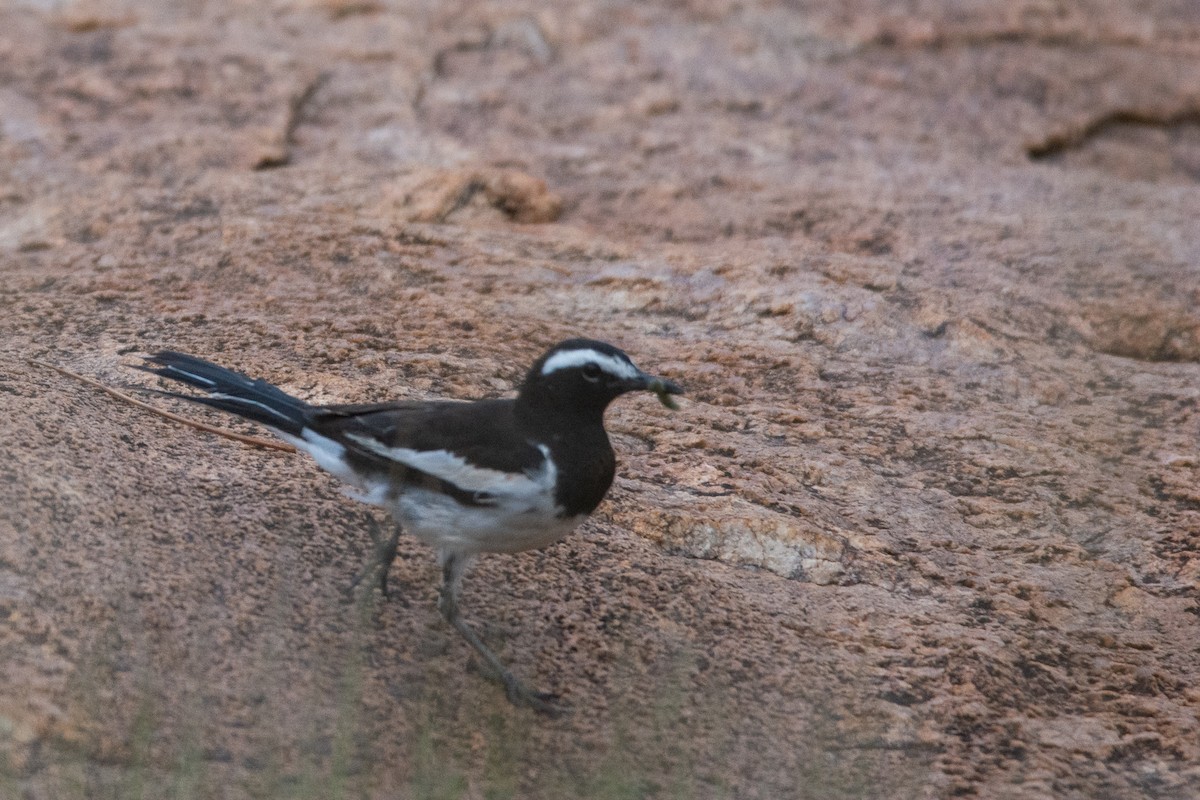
<box><xmin>517</xmin><ymin>338</ymin><xmax>683</xmax><ymax>420</ymax></box>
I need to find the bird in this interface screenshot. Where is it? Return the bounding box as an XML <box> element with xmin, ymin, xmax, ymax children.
<box><xmin>136</xmin><ymin>339</ymin><xmax>683</xmax><ymax>713</ymax></box>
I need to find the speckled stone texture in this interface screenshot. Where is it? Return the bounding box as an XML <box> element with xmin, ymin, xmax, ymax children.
<box><xmin>2</xmin><ymin>1</ymin><xmax>1199</xmax><ymax>798</ymax></box>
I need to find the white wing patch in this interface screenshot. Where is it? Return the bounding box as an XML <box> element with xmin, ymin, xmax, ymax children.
<box><xmin>540</xmin><ymin>348</ymin><xmax>640</xmax><ymax>380</ymax></box>
<box><xmin>345</xmin><ymin>434</ymin><xmax>555</xmax><ymax>499</ymax></box>
<box><xmin>273</xmin><ymin>429</ymin><xmax>577</xmax><ymax>556</ymax></box>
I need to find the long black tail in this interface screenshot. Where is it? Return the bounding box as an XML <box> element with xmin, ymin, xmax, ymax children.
<box><xmin>138</xmin><ymin>351</ymin><xmax>311</xmax><ymax>436</ymax></box>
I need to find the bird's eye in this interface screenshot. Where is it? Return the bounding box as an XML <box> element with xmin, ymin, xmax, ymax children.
<box><xmin>581</xmin><ymin>363</ymin><xmax>603</xmax><ymax>381</ymax></box>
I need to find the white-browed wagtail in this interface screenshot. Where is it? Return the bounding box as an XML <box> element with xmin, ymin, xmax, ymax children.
<box><xmin>138</xmin><ymin>339</ymin><xmax>683</xmax><ymax>713</ymax></box>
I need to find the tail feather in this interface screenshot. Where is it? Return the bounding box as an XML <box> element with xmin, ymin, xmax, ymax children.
<box><xmin>139</xmin><ymin>351</ymin><xmax>311</xmax><ymax>435</ymax></box>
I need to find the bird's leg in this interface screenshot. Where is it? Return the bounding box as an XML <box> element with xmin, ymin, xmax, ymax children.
<box><xmin>438</xmin><ymin>553</ymin><xmax>562</xmax><ymax>716</ymax></box>
<box><xmin>349</xmin><ymin>515</ymin><xmax>401</xmax><ymax>598</ymax></box>
<box><xmin>374</xmin><ymin>521</ymin><xmax>401</xmax><ymax>598</ymax></box>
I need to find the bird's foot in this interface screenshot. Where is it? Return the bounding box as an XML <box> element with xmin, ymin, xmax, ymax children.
<box><xmin>466</xmin><ymin>658</ymin><xmax>566</xmax><ymax>716</ymax></box>
<box><xmin>346</xmin><ymin>516</ymin><xmax>400</xmax><ymax>601</ymax></box>
<box><xmin>346</xmin><ymin>557</ymin><xmax>392</xmax><ymax>601</ymax></box>
<box><xmin>502</xmin><ymin>673</ymin><xmax>566</xmax><ymax>717</ymax></box>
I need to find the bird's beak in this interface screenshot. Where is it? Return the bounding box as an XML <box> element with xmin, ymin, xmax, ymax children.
<box><xmin>623</xmin><ymin>372</ymin><xmax>684</xmax><ymax>410</ymax></box>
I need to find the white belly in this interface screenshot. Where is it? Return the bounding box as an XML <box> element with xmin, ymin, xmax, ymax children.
<box><xmin>391</xmin><ymin>487</ymin><xmax>585</xmax><ymax>555</ymax></box>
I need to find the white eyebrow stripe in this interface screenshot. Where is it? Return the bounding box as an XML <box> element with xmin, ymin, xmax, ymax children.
<box><xmin>540</xmin><ymin>349</ymin><xmax>641</xmax><ymax>380</ymax></box>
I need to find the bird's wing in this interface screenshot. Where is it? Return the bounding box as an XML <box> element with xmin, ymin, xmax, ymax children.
<box><xmin>307</xmin><ymin>399</ymin><xmax>549</xmax><ymax>505</ymax></box>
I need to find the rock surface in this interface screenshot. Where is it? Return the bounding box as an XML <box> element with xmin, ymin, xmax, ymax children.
<box><xmin>2</xmin><ymin>1</ymin><xmax>1199</xmax><ymax>798</ymax></box>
